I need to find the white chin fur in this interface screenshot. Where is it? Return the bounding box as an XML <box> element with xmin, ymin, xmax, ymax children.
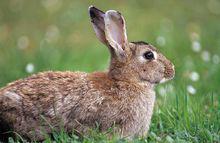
<box><xmin>159</xmin><ymin>78</ymin><xmax>169</xmax><ymax>83</ymax></box>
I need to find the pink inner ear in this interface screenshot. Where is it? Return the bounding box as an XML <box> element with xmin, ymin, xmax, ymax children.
<box><xmin>109</xmin><ymin>17</ymin><xmax>124</xmax><ymax>45</ymax></box>
<box><xmin>104</xmin><ymin>11</ymin><xmax>127</xmax><ymax>49</ymax></box>
<box><xmin>108</xmin><ymin>19</ymin><xmax>124</xmax><ymax>45</ymax></box>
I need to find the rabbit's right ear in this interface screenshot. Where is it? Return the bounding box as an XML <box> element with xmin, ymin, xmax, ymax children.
<box><xmin>89</xmin><ymin>6</ymin><xmax>108</xmax><ymax>45</ymax></box>
<box><xmin>104</xmin><ymin>10</ymin><xmax>128</xmax><ymax>60</ymax></box>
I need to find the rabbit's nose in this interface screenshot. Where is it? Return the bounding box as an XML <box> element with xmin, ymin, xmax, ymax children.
<box><xmin>164</xmin><ymin>63</ymin><xmax>175</xmax><ymax>79</ymax></box>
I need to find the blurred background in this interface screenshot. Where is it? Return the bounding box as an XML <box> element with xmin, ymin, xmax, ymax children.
<box><xmin>0</xmin><ymin>0</ymin><xmax>219</xmax><ymax>142</ymax></box>
<box><xmin>0</xmin><ymin>0</ymin><xmax>220</xmax><ymax>105</ymax></box>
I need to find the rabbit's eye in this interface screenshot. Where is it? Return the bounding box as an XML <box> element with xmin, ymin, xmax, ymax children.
<box><xmin>144</xmin><ymin>51</ymin><xmax>154</xmax><ymax>60</ymax></box>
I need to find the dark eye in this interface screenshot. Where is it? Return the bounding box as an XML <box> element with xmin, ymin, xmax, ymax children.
<box><xmin>144</xmin><ymin>51</ymin><xmax>154</xmax><ymax>60</ymax></box>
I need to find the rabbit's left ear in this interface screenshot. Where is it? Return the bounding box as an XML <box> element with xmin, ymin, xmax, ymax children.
<box><xmin>104</xmin><ymin>10</ymin><xmax>128</xmax><ymax>59</ymax></box>
<box><xmin>89</xmin><ymin>6</ymin><xmax>107</xmax><ymax>45</ymax></box>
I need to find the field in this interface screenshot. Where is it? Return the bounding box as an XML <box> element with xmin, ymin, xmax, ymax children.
<box><xmin>0</xmin><ymin>0</ymin><xmax>219</xmax><ymax>142</ymax></box>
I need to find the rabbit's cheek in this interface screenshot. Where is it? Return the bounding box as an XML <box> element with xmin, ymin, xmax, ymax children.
<box><xmin>153</xmin><ymin>72</ymin><xmax>165</xmax><ymax>83</ymax></box>
<box><xmin>139</xmin><ymin>67</ymin><xmax>164</xmax><ymax>84</ymax></box>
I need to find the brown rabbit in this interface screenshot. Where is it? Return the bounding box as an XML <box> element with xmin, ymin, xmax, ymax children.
<box><xmin>0</xmin><ymin>6</ymin><xmax>175</xmax><ymax>141</ymax></box>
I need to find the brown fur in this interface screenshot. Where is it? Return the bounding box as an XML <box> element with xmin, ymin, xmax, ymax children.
<box><xmin>0</xmin><ymin>6</ymin><xmax>175</xmax><ymax>141</ymax></box>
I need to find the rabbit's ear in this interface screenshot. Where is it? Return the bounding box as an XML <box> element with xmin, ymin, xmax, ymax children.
<box><xmin>104</xmin><ymin>10</ymin><xmax>128</xmax><ymax>59</ymax></box>
<box><xmin>89</xmin><ymin>6</ymin><xmax>108</xmax><ymax>45</ymax></box>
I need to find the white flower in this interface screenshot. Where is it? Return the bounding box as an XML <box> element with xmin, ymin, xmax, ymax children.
<box><xmin>192</xmin><ymin>41</ymin><xmax>201</xmax><ymax>52</ymax></box>
<box><xmin>17</xmin><ymin>36</ymin><xmax>29</xmax><ymax>49</ymax></box>
<box><xmin>189</xmin><ymin>71</ymin><xmax>200</xmax><ymax>82</ymax></box>
<box><xmin>212</xmin><ymin>54</ymin><xmax>220</xmax><ymax>64</ymax></box>
<box><xmin>187</xmin><ymin>85</ymin><xmax>196</xmax><ymax>95</ymax></box>
<box><xmin>45</xmin><ymin>25</ymin><xmax>60</xmax><ymax>42</ymax></box>
<box><xmin>156</xmin><ymin>36</ymin><xmax>166</xmax><ymax>46</ymax></box>
<box><xmin>167</xmin><ymin>84</ymin><xmax>174</xmax><ymax>92</ymax></box>
<box><xmin>158</xmin><ymin>84</ymin><xmax>175</xmax><ymax>96</ymax></box>
<box><xmin>201</xmin><ymin>51</ymin><xmax>210</xmax><ymax>62</ymax></box>
<box><xmin>25</xmin><ymin>63</ymin><xmax>35</xmax><ymax>73</ymax></box>
<box><xmin>158</xmin><ymin>86</ymin><xmax>167</xmax><ymax>96</ymax></box>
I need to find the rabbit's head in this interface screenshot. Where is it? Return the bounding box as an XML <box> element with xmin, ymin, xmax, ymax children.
<box><xmin>89</xmin><ymin>6</ymin><xmax>175</xmax><ymax>85</ymax></box>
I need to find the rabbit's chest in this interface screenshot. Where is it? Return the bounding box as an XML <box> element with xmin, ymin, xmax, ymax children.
<box><xmin>98</xmin><ymin>91</ymin><xmax>156</xmax><ymax>135</ymax></box>
<box><xmin>121</xmin><ymin>92</ymin><xmax>156</xmax><ymax>135</ymax></box>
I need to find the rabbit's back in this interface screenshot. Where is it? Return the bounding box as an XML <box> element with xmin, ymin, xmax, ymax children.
<box><xmin>0</xmin><ymin>71</ymin><xmax>88</xmax><ymax>114</ymax></box>
<box><xmin>0</xmin><ymin>71</ymin><xmax>90</xmax><ymax>139</ymax></box>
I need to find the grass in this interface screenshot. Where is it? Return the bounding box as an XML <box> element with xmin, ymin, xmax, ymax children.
<box><xmin>0</xmin><ymin>0</ymin><xmax>219</xmax><ymax>142</ymax></box>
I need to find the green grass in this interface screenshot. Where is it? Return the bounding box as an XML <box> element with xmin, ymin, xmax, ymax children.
<box><xmin>0</xmin><ymin>0</ymin><xmax>219</xmax><ymax>142</ymax></box>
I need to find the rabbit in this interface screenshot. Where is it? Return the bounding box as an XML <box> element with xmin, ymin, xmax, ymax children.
<box><xmin>0</xmin><ymin>6</ymin><xmax>175</xmax><ymax>141</ymax></box>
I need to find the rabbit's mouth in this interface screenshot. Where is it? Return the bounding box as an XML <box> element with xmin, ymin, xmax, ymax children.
<box><xmin>159</xmin><ymin>77</ymin><xmax>170</xmax><ymax>83</ymax></box>
<box><xmin>159</xmin><ymin>73</ymin><xmax>175</xmax><ymax>84</ymax></box>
